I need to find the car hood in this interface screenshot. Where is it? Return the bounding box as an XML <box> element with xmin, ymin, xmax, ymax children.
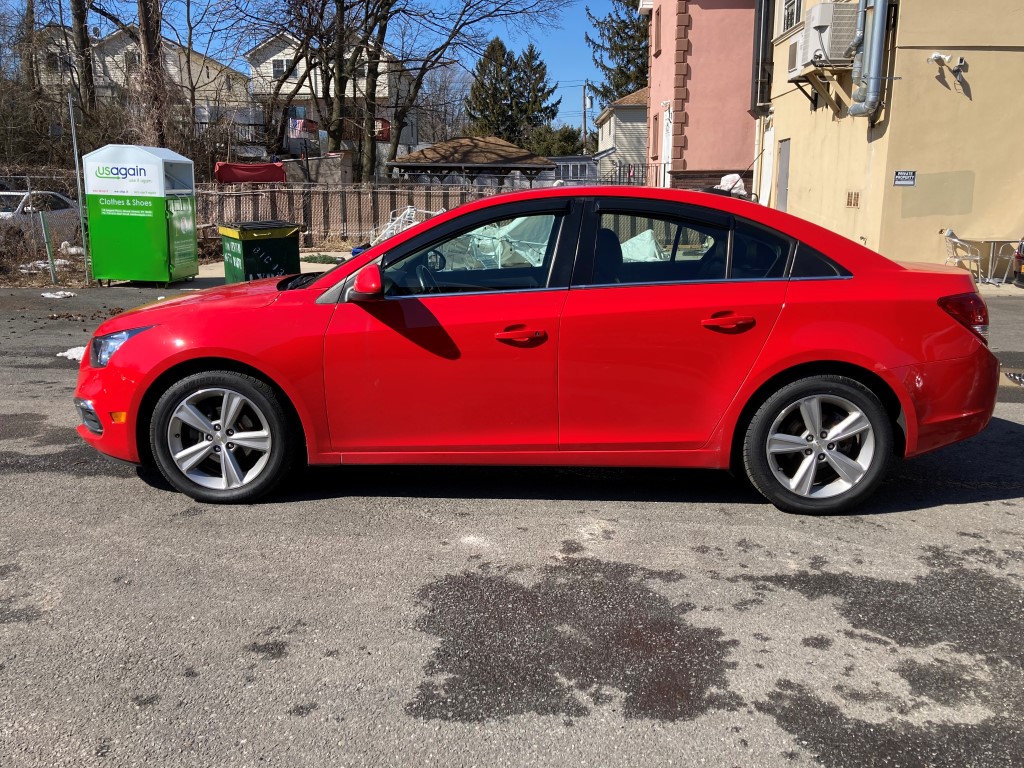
<box><xmin>95</xmin><ymin>277</ymin><xmax>286</xmax><ymax>335</ymax></box>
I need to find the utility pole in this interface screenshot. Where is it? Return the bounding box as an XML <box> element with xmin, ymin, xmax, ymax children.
<box><xmin>582</xmin><ymin>80</ymin><xmax>588</xmax><ymax>154</ymax></box>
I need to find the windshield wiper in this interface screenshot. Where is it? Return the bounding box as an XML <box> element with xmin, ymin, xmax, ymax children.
<box><xmin>286</xmin><ymin>272</ymin><xmax>322</xmax><ymax>290</ymax></box>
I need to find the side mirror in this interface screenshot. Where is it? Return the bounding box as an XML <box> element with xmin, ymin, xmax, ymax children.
<box><xmin>348</xmin><ymin>264</ymin><xmax>384</xmax><ymax>301</ymax></box>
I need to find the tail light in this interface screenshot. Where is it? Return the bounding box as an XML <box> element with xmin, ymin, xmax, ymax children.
<box><xmin>938</xmin><ymin>292</ymin><xmax>989</xmax><ymax>344</ymax></box>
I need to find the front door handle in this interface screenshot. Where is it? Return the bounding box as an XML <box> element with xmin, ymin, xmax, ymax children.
<box><xmin>701</xmin><ymin>314</ymin><xmax>756</xmax><ymax>332</ymax></box>
<box><xmin>495</xmin><ymin>327</ymin><xmax>548</xmax><ymax>342</ymax></box>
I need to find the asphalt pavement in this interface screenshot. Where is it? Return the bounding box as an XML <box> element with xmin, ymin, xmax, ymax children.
<box><xmin>1</xmin><ymin>279</ymin><xmax>1022</xmax><ymax>767</ymax></box>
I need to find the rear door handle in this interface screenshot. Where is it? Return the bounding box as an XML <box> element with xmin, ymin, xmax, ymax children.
<box><xmin>495</xmin><ymin>327</ymin><xmax>548</xmax><ymax>342</ymax></box>
<box><xmin>701</xmin><ymin>314</ymin><xmax>756</xmax><ymax>332</ymax></box>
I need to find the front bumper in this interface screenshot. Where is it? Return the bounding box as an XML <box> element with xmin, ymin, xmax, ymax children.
<box><xmin>73</xmin><ymin>362</ymin><xmax>142</xmax><ymax>464</ymax></box>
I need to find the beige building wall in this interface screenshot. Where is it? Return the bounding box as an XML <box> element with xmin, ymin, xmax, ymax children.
<box><xmin>758</xmin><ymin>0</ymin><xmax>1024</xmax><ymax>265</ymax></box>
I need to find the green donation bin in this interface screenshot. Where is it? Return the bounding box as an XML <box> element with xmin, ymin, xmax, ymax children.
<box><xmin>82</xmin><ymin>144</ymin><xmax>199</xmax><ymax>283</ymax></box>
<box><xmin>218</xmin><ymin>221</ymin><xmax>301</xmax><ymax>283</ymax></box>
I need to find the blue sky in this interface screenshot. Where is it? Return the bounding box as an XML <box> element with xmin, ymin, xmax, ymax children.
<box><xmin>501</xmin><ymin>0</ymin><xmax>612</xmax><ymax>128</ymax></box>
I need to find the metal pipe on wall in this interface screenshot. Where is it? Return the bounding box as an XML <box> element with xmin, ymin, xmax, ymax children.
<box><xmin>849</xmin><ymin>0</ymin><xmax>894</xmax><ymax>119</ymax></box>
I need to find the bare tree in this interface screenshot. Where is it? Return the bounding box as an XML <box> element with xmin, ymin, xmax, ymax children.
<box><xmin>416</xmin><ymin>62</ymin><xmax>470</xmax><ymax>143</ymax></box>
<box><xmin>69</xmin><ymin>0</ymin><xmax>95</xmax><ymax>111</ymax></box>
<box><xmin>380</xmin><ymin>0</ymin><xmax>564</xmax><ymax>165</ymax></box>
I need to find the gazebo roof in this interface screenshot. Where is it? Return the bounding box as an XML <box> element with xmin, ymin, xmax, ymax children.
<box><xmin>387</xmin><ymin>136</ymin><xmax>555</xmax><ymax>178</ymax></box>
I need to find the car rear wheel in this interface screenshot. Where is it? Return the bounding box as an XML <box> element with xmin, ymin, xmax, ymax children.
<box><xmin>150</xmin><ymin>371</ymin><xmax>295</xmax><ymax>503</ymax></box>
<box><xmin>743</xmin><ymin>376</ymin><xmax>893</xmax><ymax>514</ymax></box>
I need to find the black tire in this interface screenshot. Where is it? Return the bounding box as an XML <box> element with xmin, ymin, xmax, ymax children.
<box><xmin>150</xmin><ymin>371</ymin><xmax>296</xmax><ymax>503</ymax></box>
<box><xmin>743</xmin><ymin>375</ymin><xmax>893</xmax><ymax>514</ymax></box>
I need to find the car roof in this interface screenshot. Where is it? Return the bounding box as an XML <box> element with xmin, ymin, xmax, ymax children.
<box><xmin>424</xmin><ymin>185</ymin><xmax>900</xmax><ymax>273</ymax></box>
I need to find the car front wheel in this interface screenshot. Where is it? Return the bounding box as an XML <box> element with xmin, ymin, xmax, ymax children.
<box><xmin>743</xmin><ymin>376</ymin><xmax>893</xmax><ymax>514</ymax></box>
<box><xmin>150</xmin><ymin>371</ymin><xmax>295</xmax><ymax>503</ymax></box>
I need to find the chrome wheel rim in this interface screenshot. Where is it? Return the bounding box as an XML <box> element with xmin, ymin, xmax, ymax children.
<box><xmin>765</xmin><ymin>394</ymin><xmax>875</xmax><ymax>499</ymax></box>
<box><xmin>166</xmin><ymin>388</ymin><xmax>272</xmax><ymax>491</ymax></box>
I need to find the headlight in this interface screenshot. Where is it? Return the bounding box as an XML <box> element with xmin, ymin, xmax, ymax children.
<box><xmin>89</xmin><ymin>327</ymin><xmax>153</xmax><ymax>368</ymax></box>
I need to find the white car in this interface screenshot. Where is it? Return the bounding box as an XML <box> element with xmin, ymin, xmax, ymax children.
<box><xmin>0</xmin><ymin>190</ymin><xmax>82</xmax><ymax>244</ymax></box>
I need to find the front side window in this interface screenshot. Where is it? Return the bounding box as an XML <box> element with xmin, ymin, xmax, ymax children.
<box><xmin>382</xmin><ymin>213</ymin><xmax>562</xmax><ymax>297</ymax></box>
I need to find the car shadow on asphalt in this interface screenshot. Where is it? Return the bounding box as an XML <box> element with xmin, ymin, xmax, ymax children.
<box><xmin>260</xmin><ymin>417</ymin><xmax>1024</xmax><ymax>513</ymax></box>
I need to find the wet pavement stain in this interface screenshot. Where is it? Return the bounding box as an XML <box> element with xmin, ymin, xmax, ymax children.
<box><xmin>0</xmin><ymin>564</ymin><xmax>21</xmax><ymax>579</ymax></box>
<box><xmin>741</xmin><ymin>546</ymin><xmax>1024</xmax><ymax>767</ymax></box>
<box><xmin>287</xmin><ymin>702</ymin><xmax>319</xmax><ymax>717</ymax></box>
<box><xmin>757</xmin><ymin>680</ymin><xmax>1024</xmax><ymax>768</ymax></box>
<box><xmin>0</xmin><ymin>594</ymin><xmax>42</xmax><ymax>624</ymax></box>
<box><xmin>801</xmin><ymin>635</ymin><xmax>833</xmax><ymax>650</ymax></box>
<box><xmin>0</xmin><ymin>413</ymin><xmax>47</xmax><ymax>440</ymax></box>
<box><xmin>0</xmin><ymin>444</ymin><xmax>134</xmax><ymax>478</ymax></box>
<box><xmin>559</xmin><ymin>539</ymin><xmax>584</xmax><ymax>555</ymax></box>
<box><xmin>407</xmin><ymin>557</ymin><xmax>740</xmax><ymax>723</ymax></box>
<box><xmin>740</xmin><ymin>547</ymin><xmax>1024</xmax><ymax>662</ymax></box>
<box><xmin>248</xmin><ymin>640</ymin><xmax>288</xmax><ymax>660</ymax></box>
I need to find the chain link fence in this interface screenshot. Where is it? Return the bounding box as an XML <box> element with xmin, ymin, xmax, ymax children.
<box><xmin>1</xmin><ymin>171</ymin><xmax>88</xmax><ymax>283</ymax></box>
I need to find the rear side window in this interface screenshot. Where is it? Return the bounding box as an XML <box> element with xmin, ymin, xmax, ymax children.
<box><xmin>791</xmin><ymin>244</ymin><xmax>852</xmax><ymax>278</ymax></box>
<box><xmin>732</xmin><ymin>221</ymin><xmax>790</xmax><ymax>279</ymax></box>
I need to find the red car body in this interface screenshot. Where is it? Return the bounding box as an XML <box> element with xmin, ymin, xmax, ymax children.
<box><xmin>74</xmin><ymin>187</ymin><xmax>999</xmax><ymax>512</ymax></box>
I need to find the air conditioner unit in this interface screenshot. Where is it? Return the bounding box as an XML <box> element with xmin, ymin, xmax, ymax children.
<box><xmin>787</xmin><ymin>2</ymin><xmax>860</xmax><ymax>80</ymax></box>
<box><xmin>803</xmin><ymin>3</ymin><xmax>860</xmax><ymax>65</ymax></box>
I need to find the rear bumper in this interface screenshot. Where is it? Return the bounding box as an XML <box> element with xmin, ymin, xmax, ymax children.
<box><xmin>894</xmin><ymin>345</ymin><xmax>1000</xmax><ymax>457</ymax></box>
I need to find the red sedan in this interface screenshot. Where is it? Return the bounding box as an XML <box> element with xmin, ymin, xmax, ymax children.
<box><xmin>73</xmin><ymin>187</ymin><xmax>999</xmax><ymax>513</ymax></box>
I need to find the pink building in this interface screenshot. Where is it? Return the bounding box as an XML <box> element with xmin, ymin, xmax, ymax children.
<box><xmin>640</xmin><ymin>0</ymin><xmax>756</xmax><ymax>189</ymax></box>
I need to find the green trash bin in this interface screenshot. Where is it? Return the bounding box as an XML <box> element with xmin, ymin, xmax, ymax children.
<box><xmin>219</xmin><ymin>221</ymin><xmax>301</xmax><ymax>283</ymax></box>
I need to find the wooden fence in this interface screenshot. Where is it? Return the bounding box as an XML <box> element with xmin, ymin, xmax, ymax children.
<box><xmin>194</xmin><ymin>184</ymin><xmax>504</xmax><ymax>247</ymax></box>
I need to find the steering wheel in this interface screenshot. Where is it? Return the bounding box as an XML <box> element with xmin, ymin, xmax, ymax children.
<box><xmin>416</xmin><ymin>264</ymin><xmax>440</xmax><ymax>293</ymax></box>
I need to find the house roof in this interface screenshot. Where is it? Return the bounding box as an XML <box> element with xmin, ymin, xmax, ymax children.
<box><xmin>97</xmin><ymin>25</ymin><xmax>249</xmax><ymax>79</ymax></box>
<box><xmin>243</xmin><ymin>31</ymin><xmax>303</xmax><ymax>61</ymax></box>
<box><xmin>595</xmin><ymin>86</ymin><xmax>649</xmax><ymax>127</ymax></box>
<box><xmin>387</xmin><ymin>137</ymin><xmax>555</xmax><ymax>176</ymax></box>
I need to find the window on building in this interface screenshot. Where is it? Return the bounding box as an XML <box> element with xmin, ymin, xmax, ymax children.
<box><xmin>273</xmin><ymin>58</ymin><xmax>295</xmax><ymax>80</ymax></box>
<box><xmin>654</xmin><ymin>6</ymin><xmax>662</xmax><ymax>56</ymax></box>
<box><xmin>651</xmin><ymin>115</ymin><xmax>659</xmax><ymax>159</ymax></box>
<box><xmin>124</xmin><ymin>51</ymin><xmax>141</xmax><ymax>74</ymax></box>
<box><xmin>781</xmin><ymin>0</ymin><xmax>802</xmax><ymax>33</ymax></box>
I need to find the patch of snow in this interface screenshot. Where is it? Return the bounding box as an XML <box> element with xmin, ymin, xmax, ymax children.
<box><xmin>20</xmin><ymin>259</ymin><xmax>70</xmax><ymax>273</ymax></box>
<box><xmin>41</xmin><ymin>291</ymin><xmax>76</xmax><ymax>299</ymax></box>
<box><xmin>57</xmin><ymin>346</ymin><xmax>87</xmax><ymax>362</ymax></box>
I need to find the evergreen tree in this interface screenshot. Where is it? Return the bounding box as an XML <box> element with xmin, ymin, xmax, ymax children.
<box><xmin>465</xmin><ymin>38</ymin><xmax>561</xmax><ymax>147</ymax></box>
<box><xmin>524</xmin><ymin>124</ymin><xmax>585</xmax><ymax>157</ymax></box>
<box><xmin>465</xmin><ymin>37</ymin><xmax>518</xmax><ymax>142</ymax></box>
<box><xmin>584</xmin><ymin>0</ymin><xmax>649</xmax><ymax>107</ymax></box>
<box><xmin>516</xmin><ymin>44</ymin><xmax>560</xmax><ymax>131</ymax></box>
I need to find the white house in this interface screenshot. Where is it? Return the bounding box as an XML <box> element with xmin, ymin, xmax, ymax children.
<box><xmin>593</xmin><ymin>87</ymin><xmax>649</xmax><ymax>185</ymax></box>
<box><xmin>244</xmin><ymin>32</ymin><xmax>419</xmax><ymax>152</ymax></box>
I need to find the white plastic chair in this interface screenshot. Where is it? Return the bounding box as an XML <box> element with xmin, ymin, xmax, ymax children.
<box><xmin>993</xmin><ymin>239</ymin><xmax>1022</xmax><ymax>285</ymax></box>
<box><xmin>942</xmin><ymin>230</ymin><xmax>982</xmax><ymax>281</ymax></box>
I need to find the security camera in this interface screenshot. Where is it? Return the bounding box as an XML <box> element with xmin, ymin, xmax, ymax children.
<box><xmin>927</xmin><ymin>52</ymin><xmax>951</xmax><ymax>65</ymax></box>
